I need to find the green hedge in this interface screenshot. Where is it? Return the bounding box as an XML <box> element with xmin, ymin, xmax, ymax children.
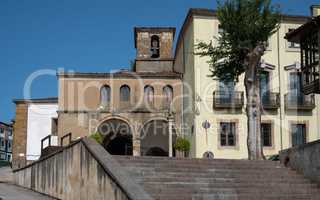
<box><xmin>174</xmin><ymin>137</ymin><xmax>191</xmax><ymax>152</ymax></box>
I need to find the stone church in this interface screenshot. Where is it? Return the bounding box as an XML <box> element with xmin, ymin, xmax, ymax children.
<box><xmin>12</xmin><ymin>27</ymin><xmax>183</xmax><ymax>168</ymax></box>
<box><xmin>57</xmin><ymin>27</ymin><xmax>182</xmax><ymax>157</ymax></box>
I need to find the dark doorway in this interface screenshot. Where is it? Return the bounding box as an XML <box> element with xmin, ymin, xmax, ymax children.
<box><xmin>105</xmin><ymin>134</ymin><xmax>132</xmax><ymax>155</ymax></box>
<box><xmin>98</xmin><ymin>119</ymin><xmax>133</xmax><ymax>156</ymax></box>
<box><xmin>140</xmin><ymin>120</ymin><xmax>172</xmax><ymax>157</ymax></box>
<box><xmin>146</xmin><ymin>147</ymin><xmax>168</xmax><ymax>157</ymax></box>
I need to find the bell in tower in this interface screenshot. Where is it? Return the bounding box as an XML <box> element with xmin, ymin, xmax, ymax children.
<box><xmin>150</xmin><ymin>35</ymin><xmax>160</xmax><ymax>58</ymax></box>
<box><xmin>134</xmin><ymin>27</ymin><xmax>176</xmax><ymax>72</ymax></box>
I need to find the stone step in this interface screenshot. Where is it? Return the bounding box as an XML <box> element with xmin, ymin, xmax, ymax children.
<box><xmin>115</xmin><ymin>156</ymin><xmax>281</xmax><ymax>166</ymax></box>
<box><xmin>118</xmin><ymin>162</ymin><xmax>285</xmax><ymax>170</ymax></box>
<box><xmin>136</xmin><ymin>176</ymin><xmax>313</xmax><ymax>185</ymax></box>
<box><xmin>142</xmin><ymin>181</ymin><xmax>319</xmax><ymax>191</ymax></box>
<box><xmin>143</xmin><ymin>185</ymin><xmax>320</xmax><ymax>196</ymax></box>
<box><xmin>152</xmin><ymin>193</ymin><xmax>319</xmax><ymax>200</ymax></box>
<box><xmin>111</xmin><ymin>156</ymin><xmax>320</xmax><ymax>200</ymax></box>
<box><xmin>121</xmin><ymin>165</ymin><xmax>295</xmax><ymax>174</ymax></box>
<box><xmin>124</xmin><ymin>168</ymin><xmax>305</xmax><ymax>180</ymax></box>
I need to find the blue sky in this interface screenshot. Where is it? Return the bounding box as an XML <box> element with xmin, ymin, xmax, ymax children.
<box><xmin>0</xmin><ymin>0</ymin><xmax>318</xmax><ymax>123</ymax></box>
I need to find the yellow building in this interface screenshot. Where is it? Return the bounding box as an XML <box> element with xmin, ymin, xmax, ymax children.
<box><xmin>174</xmin><ymin>8</ymin><xmax>320</xmax><ymax>159</ymax></box>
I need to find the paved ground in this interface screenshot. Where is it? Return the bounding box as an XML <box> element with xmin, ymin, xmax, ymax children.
<box><xmin>0</xmin><ymin>183</ymin><xmax>56</xmax><ymax>200</ymax></box>
<box><xmin>0</xmin><ymin>167</ymin><xmax>13</xmax><ymax>183</ymax></box>
<box><xmin>0</xmin><ymin>167</ymin><xmax>55</xmax><ymax>200</ymax></box>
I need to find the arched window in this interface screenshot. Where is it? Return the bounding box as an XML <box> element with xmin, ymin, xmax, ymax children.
<box><xmin>144</xmin><ymin>85</ymin><xmax>154</xmax><ymax>104</ymax></box>
<box><xmin>101</xmin><ymin>85</ymin><xmax>111</xmax><ymax>105</ymax></box>
<box><xmin>120</xmin><ymin>85</ymin><xmax>130</xmax><ymax>102</ymax></box>
<box><xmin>150</xmin><ymin>35</ymin><xmax>160</xmax><ymax>58</ymax></box>
<box><xmin>163</xmin><ymin>85</ymin><xmax>173</xmax><ymax>105</ymax></box>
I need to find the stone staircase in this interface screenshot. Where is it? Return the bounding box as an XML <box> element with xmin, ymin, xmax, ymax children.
<box><xmin>114</xmin><ymin>156</ymin><xmax>320</xmax><ymax>200</ymax></box>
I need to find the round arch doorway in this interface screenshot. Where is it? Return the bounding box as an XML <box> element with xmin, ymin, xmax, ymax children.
<box><xmin>98</xmin><ymin>118</ymin><xmax>133</xmax><ymax>156</ymax></box>
<box><xmin>140</xmin><ymin>119</ymin><xmax>175</xmax><ymax>157</ymax></box>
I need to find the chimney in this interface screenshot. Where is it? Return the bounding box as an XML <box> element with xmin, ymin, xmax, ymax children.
<box><xmin>311</xmin><ymin>5</ymin><xmax>320</xmax><ymax>17</ymax></box>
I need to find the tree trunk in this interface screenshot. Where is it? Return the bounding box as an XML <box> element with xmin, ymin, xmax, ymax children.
<box><xmin>245</xmin><ymin>45</ymin><xmax>265</xmax><ymax>160</ymax></box>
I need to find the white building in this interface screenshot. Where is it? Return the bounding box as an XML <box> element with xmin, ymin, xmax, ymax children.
<box><xmin>12</xmin><ymin>98</ymin><xmax>58</xmax><ymax>166</ymax></box>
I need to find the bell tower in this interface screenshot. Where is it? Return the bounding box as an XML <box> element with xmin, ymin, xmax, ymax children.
<box><xmin>134</xmin><ymin>27</ymin><xmax>176</xmax><ymax>72</ymax></box>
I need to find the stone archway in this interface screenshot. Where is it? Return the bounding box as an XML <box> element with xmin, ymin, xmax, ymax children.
<box><xmin>140</xmin><ymin>119</ymin><xmax>172</xmax><ymax>157</ymax></box>
<box><xmin>98</xmin><ymin>118</ymin><xmax>133</xmax><ymax>155</ymax></box>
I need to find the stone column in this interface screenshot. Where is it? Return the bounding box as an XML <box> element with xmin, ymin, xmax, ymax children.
<box><xmin>132</xmin><ymin>124</ymin><xmax>141</xmax><ymax>156</ymax></box>
<box><xmin>168</xmin><ymin>114</ymin><xmax>174</xmax><ymax>157</ymax></box>
<box><xmin>132</xmin><ymin>138</ymin><xmax>141</xmax><ymax>156</ymax></box>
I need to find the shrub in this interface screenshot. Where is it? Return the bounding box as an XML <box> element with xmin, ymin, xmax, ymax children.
<box><xmin>174</xmin><ymin>137</ymin><xmax>191</xmax><ymax>152</ymax></box>
<box><xmin>90</xmin><ymin>132</ymin><xmax>104</xmax><ymax>144</ymax></box>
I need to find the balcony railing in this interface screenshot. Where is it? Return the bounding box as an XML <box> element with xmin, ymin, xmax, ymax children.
<box><xmin>213</xmin><ymin>91</ymin><xmax>244</xmax><ymax>109</ymax></box>
<box><xmin>261</xmin><ymin>92</ymin><xmax>280</xmax><ymax>110</ymax></box>
<box><xmin>284</xmin><ymin>93</ymin><xmax>315</xmax><ymax>111</ymax></box>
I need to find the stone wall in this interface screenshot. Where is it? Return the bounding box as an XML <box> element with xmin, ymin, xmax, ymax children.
<box><xmin>279</xmin><ymin>140</ymin><xmax>320</xmax><ymax>183</ymax></box>
<box><xmin>135</xmin><ymin>29</ymin><xmax>174</xmax><ymax>60</ymax></box>
<box><xmin>12</xmin><ymin>102</ymin><xmax>28</xmax><ymax>169</ymax></box>
<box><xmin>57</xmin><ymin>76</ymin><xmax>183</xmax><ymax>156</ymax></box>
<box><xmin>14</xmin><ymin>137</ymin><xmax>152</xmax><ymax>200</ymax></box>
<box><xmin>135</xmin><ymin>60</ymin><xmax>173</xmax><ymax>73</ymax></box>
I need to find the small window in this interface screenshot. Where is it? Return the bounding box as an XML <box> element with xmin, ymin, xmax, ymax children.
<box><xmin>163</xmin><ymin>85</ymin><xmax>173</xmax><ymax>105</ymax></box>
<box><xmin>100</xmin><ymin>85</ymin><xmax>111</xmax><ymax>105</ymax></box>
<box><xmin>144</xmin><ymin>85</ymin><xmax>154</xmax><ymax>105</ymax></box>
<box><xmin>0</xmin><ymin>138</ymin><xmax>4</xmax><ymax>148</ymax></box>
<box><xmin>51</xmin><ymin>118</ymin><xmax>58</xmax><ymax>135</ymax></box>
<box><xmin>0</xmin><ymin>128</ymin><xmax>4</xmax><ymax>134</ymax></box>
<box><xmin>8</xmin><ymin>141</ymin><xmax>11</xmax><ymax>149</ymax></box>
<box><xmin>150</xmin><ymin>35</ymin><xmax>160</xmax><ymax>58</ymax></box>
<box><xmin>287</xmin><ymin>29</ymin><xmax>300</xmax><ymax>48</ymax></box>
<box><xmin>0</xmin><ymin>153</ymin><xmax>5</xmax><ymax>160</ymax></box>
<box><xmin>220</xmin><ymin>122</ymin><xmax>236</xmax><ymax>146</ymax></box>
<box><xmin>120</xmin><ymin>85</ymin><xmax>131</xmax><ymax>102</ymax></box>
<box><xmin>261</xmin><ymin>123</ymin><xmax>272</xmax><ymax>147</ymax></box>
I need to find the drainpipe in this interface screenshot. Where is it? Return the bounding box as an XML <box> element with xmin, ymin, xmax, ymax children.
<box><xmin>277</xmin><ymin>29</ymin><xmax>284</xmax><ymax>150</ymax></box>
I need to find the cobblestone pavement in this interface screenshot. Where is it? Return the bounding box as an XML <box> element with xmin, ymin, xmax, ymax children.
<box><xmin>0</xmin><ymin>167</ymin><xmax>55</xmax><ymax>200</ymax></box>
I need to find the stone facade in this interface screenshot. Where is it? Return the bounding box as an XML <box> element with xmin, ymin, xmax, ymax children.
<box><xmin>57</xmin><ymin>27</ymin><xmax>183</xmax><ymax>157</ymax></box>
<box><xmin>57</xmin><ymin>73</ymin><xmax>182</xmax><ymax>156</ymax></box>
<box><xmin>134</xmin><ymin>27</ymin><xmax>175</xmax><ymax>72</ymax></box>
<box><xmin>12</xmin><ymin>102</ymin><xmax>28</xmax><ymax>169</ymax></box>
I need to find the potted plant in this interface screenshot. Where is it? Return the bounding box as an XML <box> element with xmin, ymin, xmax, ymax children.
<box><xmin>174</xmin><ymin>137</ymin><xmax>191</xmax><ymax>158</ymax></box>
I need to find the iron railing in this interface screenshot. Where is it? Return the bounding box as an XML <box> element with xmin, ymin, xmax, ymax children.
<box><xmin>261</xmin><ymin>92</ymin><xmax>280</xmax><ymax>109</ymax></box>
<box><xmin>213</xmin><ymin>91</ymin><xmax>244</xmax><ymax>109</ymax></box>
<box><xmin>284</xmin><ymin>93</ymin><xmax>315</xmax><ymax>110</ymax></box>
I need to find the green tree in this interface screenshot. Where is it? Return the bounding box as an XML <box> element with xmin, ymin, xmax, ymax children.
<box><xmin>197</xmin><ymin>0</ymin><xmax>281</xmax><ymax>160</ymax></box>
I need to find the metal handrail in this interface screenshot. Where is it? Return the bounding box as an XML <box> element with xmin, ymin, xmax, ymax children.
<box><xmin>41</xmin><ymin>135</ymin><xmax>52</xmax><ymax>151</ymax></box>
<box><xmin>61</xmin><ymin>133</ymin><xmax>72</xmax><ymax>146</ymax></box>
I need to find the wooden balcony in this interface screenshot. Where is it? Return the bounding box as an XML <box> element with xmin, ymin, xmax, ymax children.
<box><xmin>262</xmin><ymin>92</ymin><xmax>280</xmax><ymax>110</ymax></box>
<box><xmin>213</xmin><ymin>91</ymin><xmax>244</xmax><ymax>109</ymax></box>
<box><xmin>303</xmin><ymin>79</ymin><xmax>320</xmax><ymax>95</ymax></box>
<box><xmin>284</xmin><ymin>93</ymin><xmax>315</xmax><ymax>111</ymax></box>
